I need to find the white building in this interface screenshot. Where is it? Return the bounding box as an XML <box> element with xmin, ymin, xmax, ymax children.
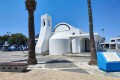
<box><xmin>35</xmin><ymin>14</ymin><xmax>102</xmax><ymax>55</ymax></box>
<box><xmin>109</xmin><ymin>37</ymin><xmax>120</xmax><ymax>49</ymax></box>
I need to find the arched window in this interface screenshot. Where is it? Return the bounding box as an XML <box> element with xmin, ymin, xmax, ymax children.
<box><xmin>43</xmin><ymin>19</ymin><xmax>45</xmax><ymax>27</ymax></box>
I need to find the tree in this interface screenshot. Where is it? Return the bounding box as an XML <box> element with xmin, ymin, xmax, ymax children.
<box><xmin>87</xmin><ymin>0</ymin><xmax>97</xmax><ymax>65</ymax></box>
<box><xmin>0</xmin><ymin>36</ymin><xmax>3</xmax><ymax>44</ymax></box>
<box><xmin>8</xmin><ymin>33</ymin><xmax>28</xmax><ymax>46</ymax></box>
<box><xmin>2</xmin><ymin>35</ymin><xmax>9</xmax><ymax>42</ymax></box>
<box><xmin>0</xmin><ymin>36</ymin><xmax>3</xmax><ymax>48</ymax></box>
<box><xmin>0</xmin><ymin>35</ymin><xmax>9</xmax><ymax>45</ymax></box>
<box><xmin>25</xmin><ymin>0</ymin><xmax>37</xmax><ymax>65</ymax></box>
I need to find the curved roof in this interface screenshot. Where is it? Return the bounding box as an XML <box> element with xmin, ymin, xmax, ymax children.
<box><xmin>54</xmin><ymin>22</ymin><xmax>76</xmax><ymax>32</ymax></box>
<box><xmin>54</xmin><ymin>22</ymin><xmax>87</xmax><ymax>34</ymax></box>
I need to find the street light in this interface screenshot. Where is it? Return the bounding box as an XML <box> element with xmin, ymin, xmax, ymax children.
<box><xmin>101</xmin><ymin>29</ymin><xmax>105</xmax><ymax>49</ymax></box>
<box><xmin>7</xmin><ymin>32</ymin><xmax>11</xmax><ymax>36</ymax></box>
<box><xmin>101</xmin><ymin>29</ymin><xmax>104</xmax><ymax>38</ymax></box>
<box><xmin>6</xmin><ymin>32</ymin><xmax>11</xmax><ymax>44</ymax></box>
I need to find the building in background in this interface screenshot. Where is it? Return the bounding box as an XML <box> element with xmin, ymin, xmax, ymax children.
<box><xmin>109</xmin><ymin>37</ymin><xmax>120</xmax><ymax>49</ymax></box>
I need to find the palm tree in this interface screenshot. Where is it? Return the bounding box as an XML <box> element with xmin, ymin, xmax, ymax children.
<box><xmin>87</xmin><ymin>0</ymin><xmax>97</xmax><ymax>65</ymax></box>
<box><xmin>25</xmin><ymin>0</ymin><xmax>37</xmax><ymax>65</ymax></box>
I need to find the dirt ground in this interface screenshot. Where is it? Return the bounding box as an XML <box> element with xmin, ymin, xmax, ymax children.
<box><xmin>0</xmin><ymin>69</ymin><xmax>120</xmax><ymax>80</ymax></box>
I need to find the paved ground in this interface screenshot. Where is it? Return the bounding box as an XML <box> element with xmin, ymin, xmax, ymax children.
<box><xmin>0</xmin><ymin>50</ymin><xmax>120</xmax><ymax>79</ymax></box>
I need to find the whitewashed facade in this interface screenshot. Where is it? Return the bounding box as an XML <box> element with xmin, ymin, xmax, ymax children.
<box><xmin>35</xmin><ymin>14</ymin><xmax>102</xmax><ymax>55</ymax></box>
<box><xmin>109</xmin><ymin>37</ymin><xmax>120</xmax><ymax>49</ymax></box>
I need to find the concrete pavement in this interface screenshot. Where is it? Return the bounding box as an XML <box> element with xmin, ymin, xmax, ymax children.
<box><xmin>0</xmin><ymin>51</ymin><xmax>120</xmax><ymax>78</ymax></box>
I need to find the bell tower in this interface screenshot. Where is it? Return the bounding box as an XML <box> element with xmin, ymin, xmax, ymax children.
<box><xmin>41</xmin><ymin>14</ymin><xmax>52</xmax><ymax>28</ymax></box>
<box><xmin>35</xmin><ymin>14</ymin><xmax>52</xmax><ymax>54</ymax></box>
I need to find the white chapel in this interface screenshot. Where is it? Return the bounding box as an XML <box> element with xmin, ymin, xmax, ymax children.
<box><xmin>35</xmin><ymin>14</ymin><xmax>102</xmax><ymax>55</ymax></box>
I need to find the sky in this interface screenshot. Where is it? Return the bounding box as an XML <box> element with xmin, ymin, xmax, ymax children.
<box><xmin>0</xmin><ymin>0</ymin><xmax>120</xmax><ymax>42</ymax></box>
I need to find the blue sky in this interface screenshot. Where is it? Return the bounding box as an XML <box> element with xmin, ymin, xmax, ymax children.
<box><xmin>0</xmin><ymin>0</ymin><xmax>120</xmax><ymax>42</ymax></box>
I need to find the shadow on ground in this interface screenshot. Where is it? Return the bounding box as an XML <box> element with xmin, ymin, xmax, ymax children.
<box><xmin>46</xmin><ymin>60</ymin><xmax>71</xmax><ymax>63</ymax></box>
<box><xmin>45</xmin><ymin>59</ymin><xmax>78</xmax><ymax>68</ymax></box>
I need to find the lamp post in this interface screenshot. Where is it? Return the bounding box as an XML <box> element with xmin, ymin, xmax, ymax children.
<box><xmin>101</xmin><ymin>29</ymin><xmax>105</xmax><ymax>49</ymax></box>
<box><xmin>25</xmin><ymin>0</ymin><xmax>37</xmax><ymax>64</ymax></box>
<box><xmin>7</xmin><ymin>32</ymin><xmax>11</xmax><ymax>35</ymax></box>
<box><xmin>101</xmin><ymin>29</ymin><xmax>104</xmax><ymax>38</ymax></box>
<box><xmin>6</xmin><ymin>32</ymin><xmax>11</xmax><ymax>44</ymax></box>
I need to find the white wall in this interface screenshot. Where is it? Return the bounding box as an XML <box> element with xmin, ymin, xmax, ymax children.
<box><xmin>49</xmin><ymin>39</ymin><xmax>70</xmax><ymax>55</ymax></box>
<box><xmin>49</xmin><ymin>32</ymin><xmax>70</xmax><ymax>55</ymax></box>
<box><xmin>35</xmin><ymin>14</ymin><xmax>52</xmax><ymax>54</ymax></box>
<box><xmin>71</xmin><ymin>38</ymin><xmax>80</xmax><ymax>53</ymax></box>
